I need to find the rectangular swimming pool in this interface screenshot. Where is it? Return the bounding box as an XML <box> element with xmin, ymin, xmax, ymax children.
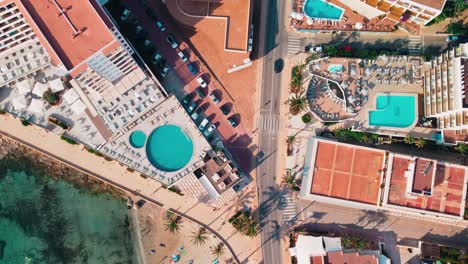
<box><xmin>369</xmin><ymin>95</ymin><xmax>416</xmax><ymax>128</ymax></box>
<box><xmin>303</xmin><ymin>0</ymin><xmax>344</xmax><ymax>21</ymax></box>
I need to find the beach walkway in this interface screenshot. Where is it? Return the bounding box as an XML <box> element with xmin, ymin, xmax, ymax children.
<box><xmin>0</xmin><ymin>114</ymin><xmax>261</xmax><ymax>264</ymax></box>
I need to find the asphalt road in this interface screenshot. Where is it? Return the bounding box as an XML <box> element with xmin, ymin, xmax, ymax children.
<box><xmin>255</xmin><ymin>0</ymin><xmax>288</xmax><ymax>263</ymax></box>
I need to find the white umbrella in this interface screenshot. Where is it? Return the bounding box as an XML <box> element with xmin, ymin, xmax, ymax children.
<box><xmin>49</xmin><ymin>78</ymin><xmax>65</xmax><ymax>93</ymax></box>
<box><xmin>355</xmin><ymin>23</ymin><xmax>363</xmax><ymax>30</ymax></box>
<box><xmin>0</xmin><ymin>65</ymin><xmax>7</xmax><ymax>73</ymax></box>
<box><xmin>347</xmin><ymin>96</ymin><xmax>355</xmax><ymax>103</ymax></box>
<box><xmin>12</xmin><ymin>96</ymin><xmax>27</xmax><ymax>110</ymax></box>
<box><xmin>28</xmin><ymin>98</ymin><xmax>44</xmax><ymax>113</ymax></box>
<box><xmin>296</xmin><ymin>13</ymin><xmax>305</xmax><ymax>20</ymax></box>
<box><xmin>360</xmin><ymin>88</ymin><xmax>369</xmax><ymax>96</ymax></box>
<box><xmin>307</xmin><ymin>17</ymin><xmax>314</xmax><ymax>25</ymax></box>
<box><xmin>16</xmin><ymin>79</ymin><xmax>31</xmax><ymax>95</ymax></box>
<box><xmin>32</xmin><ymin>82</ymin><xmax>48</xmax><ymax>97</ymax></box>
<box><xmin>290</xmin><ymin>12</ymin><xmax>298</xmax><ymax>19</ymax></box>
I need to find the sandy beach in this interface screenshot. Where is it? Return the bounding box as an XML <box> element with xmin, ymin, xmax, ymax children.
<box><xmin>135</xmin><ymin>202</ymin><xmax>235</xmax><ymax>264</ymax></box>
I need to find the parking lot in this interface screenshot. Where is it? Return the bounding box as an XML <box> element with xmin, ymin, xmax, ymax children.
<box><xmin>103</xmin><ymin>0</ymin><xmax>251</xmax><ymax>170</ymax></box>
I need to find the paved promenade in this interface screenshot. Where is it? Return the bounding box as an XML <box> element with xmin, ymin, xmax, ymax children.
<box><xmin>0</xmin><ymin>114</ymin><xmax>261</xmax><ymax>264</ymax></box>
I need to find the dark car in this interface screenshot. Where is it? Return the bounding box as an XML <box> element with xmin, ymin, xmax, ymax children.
<box><xmin>220</xmin><ymin>103</ymin><xmax>231</xmax><ymax>115</ymax></box>
<box><xmin>182</xmin><ymin>94</ymin><xmax>193</xmax><ymax>106</ymax></box>
<box><xmin>195</xmin><ymin>87</ymin><xmax>206</xmax><ymax>98</ymax></box>
<box><xmin>187</xmin><ymin>63</ymin><xmax>198</xmax><ymax>75</ymax></box>
<box><xmin>227</xmin><ymin>115</ymin><xmax>238</xmax><ymax>128</ymax></box>
<box><xmin>274</xmin><ymin>58</ymin><xmax>284</xmax><ymax>73</ymax></box>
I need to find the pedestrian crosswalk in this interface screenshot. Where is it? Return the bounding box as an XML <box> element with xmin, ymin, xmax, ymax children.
<box><xmin>259</xmin><ymin>116</ymin><xmax>280</xmax><ymax>131</ymax></box>
<box><xmin>408</xmin><ymin>36</ymin><xmax>422</xmax><ymax>56</ymax></box>
<box><xmin>287</xmin><ymin>36</ymin><xmax>303</xmax><ymax>55</ymax></box>
<box><xmin>279</xmin><ymin>193</ymin><xmax>297</xmax><ymax>224</ymax></box>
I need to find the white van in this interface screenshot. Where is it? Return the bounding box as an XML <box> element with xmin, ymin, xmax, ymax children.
<box><xmin>198</xmin><ymin>118</ymin><xmax>209</xmax><ymax>130</ymax></box>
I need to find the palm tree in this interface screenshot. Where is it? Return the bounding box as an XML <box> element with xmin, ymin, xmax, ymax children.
<box><xmin>191</xmin><ymin>227</ymin><xmax>208</xmax><ymax>246</ymax></box>
<box><xmin>243</xmin><ymin>218</ymin><xmax>259</xmax><ymax>237</ymax></box>
<box><xmin>404</xmin><ymin>136</ymin><xmax>415</xmax><ymax>145</ymax></box>
<box><xmin>414</xmin><ymin>138</ymin><xmax>426</xmax><ymax>148</ymax></box>
<box><xmin>325</xmin><ymin>45</ymin><xmax>338</xmax><ymax>57</ymax></box>
<box><xmin>211</xmin><ymin>243</ymin><xmax>226</xmax><ymax>258</ymax></box>
<box><xmin>282</xmin><ymin>174</ymin><xmax>296</xmax><ymax>189</ymax></box>
<box><xmin>453</xmin><ymin>0</ymin><xmax>466</xmax><ymax>15</ymax></box>
<box><xmin>455</xmin><ymin>143</ymin><xmax>468</xmax><ymax>156</ymax></box>
<box><xmin>164</xmin><ymin>211</ymin><xmax>182</xmax><ymax>234</ymax></box>
<box><xmin>288</xmin><ymin>93</ymin><xmax>307</xmax><ymax>115</ymax></box>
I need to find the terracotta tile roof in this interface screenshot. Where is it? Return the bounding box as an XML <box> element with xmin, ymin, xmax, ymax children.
<box><xmin>326</xmin><ymin>251</ymin><xmax>379</xmax><ymax>264</ymax></box>
<box><xmin>411</xmin><ymin>0</ymin><xmax>446</xmax><ymax>11</ymax></box>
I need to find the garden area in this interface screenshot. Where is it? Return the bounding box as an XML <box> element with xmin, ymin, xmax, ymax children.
<box><xmin>288</xmin><ymin>64</ymin><xmax>309</xmax><ymax>116</ymax></box>
<box><xmin>228</xmin><ymin>210</ymin><xmax>259</xmax><ymax>237</ymax></box>
<box><xmin>324</xmin><ymin>45</ymin><xmax>402</xmax><ymax>60</ymax></box>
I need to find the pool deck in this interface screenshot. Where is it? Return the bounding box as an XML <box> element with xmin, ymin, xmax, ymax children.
<box><xmin>99</xmin><ymin>96</ymin><xmax>212</xmax><ymax>186</ymax></box>
<box><xmin>365</xmin><ymin>92</ymin><xmax>419</xmax><ymax>133</ymax></box>
<box><xmin>291</xmin><ymin>0</ymin><xmax>396</xmax><ymax>33</ymax></box>
<box><xmin>305</xmin><ymin>55</ymin><xmax>433</xmax><ymax>136</ymax></box>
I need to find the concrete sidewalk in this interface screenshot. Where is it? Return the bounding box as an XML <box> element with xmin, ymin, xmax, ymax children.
<box><xmin>0</xmin><ymin>114</ymin><xmax>261</xmax><ymax>264</ymax></box>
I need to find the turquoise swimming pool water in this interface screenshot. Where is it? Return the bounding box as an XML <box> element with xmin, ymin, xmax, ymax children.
<box><xmin>146</xmin><ymin>125</ymin><xmax>193</xmax><ymax>172</ymax></box>
<box><xmin>129</xmin><ymin>130</ymin><xmax>146</xmax><ymax>148</ymax></box>
<box><xmin>304</xmin><ymin>0</ymin><xmax>344</xmax><ymax>20</ymax></box>
<box><xmin>328</xmin><ymin>64</ymin><xmax>343</xmax><ymax>73</ymax></box>
<box><xmin>369</xmin><ymin>95</ymin><xmax>416</xmax><ymax>128</ymax></box>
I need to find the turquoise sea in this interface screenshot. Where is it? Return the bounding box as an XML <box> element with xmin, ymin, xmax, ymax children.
<box><xmin>0</xmin><ymin>158</ymin><xmax>138</xmax><ymax>264</ymax></box>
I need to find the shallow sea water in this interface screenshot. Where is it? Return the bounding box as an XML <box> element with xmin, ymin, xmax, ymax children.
<box><xmin>0</xmin><ymin>158</ymin><xmax>138</xmax><ymax>264</ymax></box>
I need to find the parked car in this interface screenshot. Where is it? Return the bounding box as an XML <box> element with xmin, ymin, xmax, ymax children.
<box><xmin>446</xmin><ymin>35</ymin><xmax>459</xmax><ymax>42</ymax></box>
<box><xmin>187</xmin><ymin>63</ymin><xmax>198</xmax><ymax>75</ymax></box>
<box><xmin>195</xmin><ymin>87</ymin><xmax>206</xmax><ymax>98</ymax></box>
<box><xmin>166</xmin><ymin>35</ymin><xmax>178</xmax><ymax>49</ymax></box>
<box><xmin>182</xmin><ymin>94</ymin><xmax>192</xmax><ymax>106</ymax></box>
<box><xmin>203</xmin><ymin>124</ymin><xmax>216</xmax><ymax>137</ymax></box>
<box><xmin>191</xmin><ymin>107</ymin><xmax>203</xmax><ymax>120</ymax></box>
<box><xmin>220</xmin><ymin>103</ymin><xmax>230</xmax><ymax>115</ymax></box>
<box><xmin>197</xmin><ymin>76</ymin><xmax>207</xmax><ymax>88</ymax></box>
<box><xmin>161</xmin><ymin>64</ymin><xmax>171</xmax><ymax>77</ymax></box>
<box><xmin>120</xmin><ymin>9</ymin><xmax>131</xmax><ymax>20</ymax></box>
<box><xmin>310</xmin><ymin>46</ymin><xmax>323</xmax><ymax>53</ymax></box>
<box><xmin>227</xmin><ymin>115</ymin><xmax>238</xmax><ymax>128</ymax></box>
<box><xmin>156</xmin><ymin>21</ymin><xmax>165</xmax><ymax>32</ymax></box>
<box><xmin>178</xmin><ymin>51</ymin><xmax>188</xmax><ymax>62</ymax></box>
<box><xmin>187</xmin><ymin>102</ymin><xmax>197</xmax><ymax>113</ymax></box>
<box><xmin>274</xmin><ymin>58</ymin><xmax>284</xmax><ymax>73</ymax></box>
<box><xmin>198</xmin><ymin>118</ymin><xmax>209</xmax><ymax>130</ymax></box>
<box><xmin>209</xmin><ymin>92</ymin><xmax>220</xmax><ymax>104</ymax></box>
<box><xmin>152</xmin><ymin>52</ymin><xmax>162</xmax><ymax>64</ymax></box>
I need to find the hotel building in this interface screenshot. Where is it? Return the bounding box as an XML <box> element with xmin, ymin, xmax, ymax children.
<box><xmin>423</xmin><ymin>43</ymin><xmax>468</xmax><ymax>139</ymax></box>
<box><xmin>364</xmin><ymin>0</ymin><xmax>446</xmax><ymax>25</ymax></box>
<box><xmin>0</xmin><ymin>0</ymin><xmax>244</xmax><ymax>206</ymax></box>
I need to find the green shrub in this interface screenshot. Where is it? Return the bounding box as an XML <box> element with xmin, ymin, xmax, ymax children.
<box><xmin>60</xmin><ymin>135</ymin><xmax>77</xmax><ymax>145</ymax></box>
<box><xmin>87</xmin><ymin>148</ymin><xmax>96</xmax><ymax>154</ymax></box>
<box><xmin>301</xmin><ymin>113</ymin><xmax>312</xmax><ymax>124</ymax></box>
<box><xmin>43</xmin><ymin>89</ymin><xmax>60</xmax><ymax>105</ymax></box>
<box><xmin>0</xmin><ymin>110</ymin><xmax>6</xmax><ymax>115</ymax></box>
<box><xmin>21</xmin><ymin>120</ymin><xmax>30</xmax><ymax>126</ymax></box>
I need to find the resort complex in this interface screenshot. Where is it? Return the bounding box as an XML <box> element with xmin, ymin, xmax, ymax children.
<box><xmin>1</xmin><ymin>0</ymin><xmax>468</xmax><ymax>263</ymax></box>
<box><xmin>0</xmin><ymin>0</ymin><xmax>246</xmax><ymax>207</ymax></box>
<box><xmin>291</xmin><ymin>0</ymin><xmax>447</xmax><ymax>33</ymax></box>
<box><xmin>300</xmin><ymin>137</ymin><xmax>468</xmax><ymax>221</ymax></box>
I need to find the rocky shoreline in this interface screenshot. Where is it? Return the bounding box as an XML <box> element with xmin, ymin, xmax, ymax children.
<box><xmin>0</xmin><ymin>134</ymin><xmax>127</xmax><ymax>199</ymax></box>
